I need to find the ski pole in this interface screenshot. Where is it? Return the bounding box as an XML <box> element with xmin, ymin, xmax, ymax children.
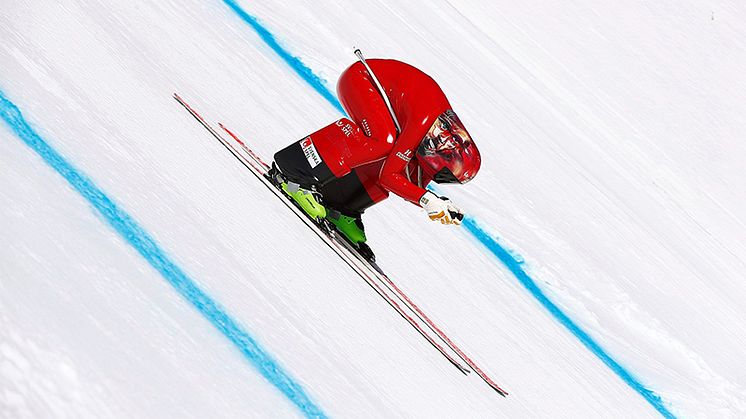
<box><xmin>353</xmin><ymin>48</ymin><xmax>402</xmax><ymax>135</ymax></box>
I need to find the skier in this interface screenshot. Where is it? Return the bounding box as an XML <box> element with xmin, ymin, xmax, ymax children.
<box><xmin>268</xmin><ymin>57</ymin><xmax>481</xmax><ymax>260</ymax></box>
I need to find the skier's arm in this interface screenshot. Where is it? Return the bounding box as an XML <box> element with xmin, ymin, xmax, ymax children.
<box><xmin>379</xmin><ymin>137</ymin><xmax>464</xmax><ymax>225</ymax></box>
<box><xmin>378</xmin><ymin>168</ymin><xmax>427</xmax><ymax>204</ymax></box>
<box><xmin>378</xmin><ymin>119</ymin><xmax>432</xmax><ymax>204</ymax></box>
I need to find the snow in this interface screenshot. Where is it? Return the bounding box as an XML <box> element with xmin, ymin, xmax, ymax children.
<box><xmin>2</xmin><ymin>0</ymin><xmax>745</xmax><ymax>417</ymax></box>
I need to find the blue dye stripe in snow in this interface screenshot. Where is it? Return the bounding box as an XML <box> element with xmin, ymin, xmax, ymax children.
<box><xmin>220</xmin><ymin>2</ymin><xmax>676</xmax><ymax>417</ymax></box>
<box><xmin>462</xmin><ymin>217</ymin><xmax>675</xmax><ymax>419</ymax></box>
<box><xmin>221</xmin><ymin>0</ymin><xmax>345</xmax><ymax>114</ymax></box>
<box><xmin>0</xmin><ymin>90</ymin><xmax>327</xmax><ymax>419</ymax></box>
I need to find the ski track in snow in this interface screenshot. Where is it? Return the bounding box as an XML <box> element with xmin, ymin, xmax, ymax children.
<box><xmin>0</xmin><ymin>91</ymin><xmax>326</xmax><ymax>419</ymax></box>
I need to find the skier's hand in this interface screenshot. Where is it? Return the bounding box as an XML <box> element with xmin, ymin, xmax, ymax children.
<box><xmin>419</xmin><ymin>191</ymin><xmax>463</xmax><ymax>225</ymax></box>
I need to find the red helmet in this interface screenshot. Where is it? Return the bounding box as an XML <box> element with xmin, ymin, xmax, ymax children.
<box><xmin>416</xmin><ymin>110</ymin><xmax>481</xmax><ymax>184</ymax></box>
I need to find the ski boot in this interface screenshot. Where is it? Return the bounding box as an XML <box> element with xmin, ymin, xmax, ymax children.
<box><xmin>326</xmin><ymin>210</ymin><xmax>375</xmax><ymax>263</ymax></box>
<box><xmin>268</xmin><ymin>162</ymin><xmax>375</xmax><ymax>262</ymax></box>
<box><xmin>267</xmin><ymin>163</ymin><xmax>327</xmax><ymax>221</ymax></box>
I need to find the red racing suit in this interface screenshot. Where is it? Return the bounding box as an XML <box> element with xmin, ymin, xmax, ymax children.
<box><xmin>322</xmin><ymin>59</ymin><xmax>450</xmax><ymax>203</ymax></box>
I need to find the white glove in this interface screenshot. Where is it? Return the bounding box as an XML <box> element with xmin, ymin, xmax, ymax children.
<box><xmin>419</xmin><ymin>191</ymin><xmax>463</xmax><ymax>225</ymax></box>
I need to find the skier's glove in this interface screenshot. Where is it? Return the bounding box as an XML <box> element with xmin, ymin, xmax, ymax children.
<box><xmin>419</xmin><ymin>191</ymin><xmax>463</xmax><ymax>225</ymax></box>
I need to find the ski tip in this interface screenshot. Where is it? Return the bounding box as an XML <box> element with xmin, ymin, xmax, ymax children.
<box><xmin>494</xmin><ymin>387</ymin><xmax>509</xmax><ymax>397</ymax></box>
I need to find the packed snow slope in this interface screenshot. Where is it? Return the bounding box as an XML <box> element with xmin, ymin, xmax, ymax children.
<box><xmin>2</xmin><ymin>0</ymin><xmax>745</xmax><ymax>417</ymax></box>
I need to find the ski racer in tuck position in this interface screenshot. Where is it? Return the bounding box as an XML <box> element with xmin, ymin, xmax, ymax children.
<box><xmin>268</xmin><ymin>58</ymin><xmax>481</xmax><ymax>261</ymax></box>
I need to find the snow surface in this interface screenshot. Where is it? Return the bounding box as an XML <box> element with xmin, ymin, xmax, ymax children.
<box><xmin>2</xmin><ymin>0</ymin><xmax>745</xmax><ymax>417</ymax></box>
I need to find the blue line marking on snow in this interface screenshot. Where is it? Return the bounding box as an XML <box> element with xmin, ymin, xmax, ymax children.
<box><xmin>221</xmin><ymin>3</ymin><xmax>676</xmax><ymax>417</ymax></box>
<box><xmin>221</xmin><ymin>0</ymin><xmax>345</xmax><ymax>114</ymax></box>
<box><xmin>462</xmin><ymin>217</ymin><xmax>675</xmax><ymax>418</ymax></box>
<box><xmin>0</xmin><ymin>90</ymin><xmax>326</xmax><ymax>419</ymax></box>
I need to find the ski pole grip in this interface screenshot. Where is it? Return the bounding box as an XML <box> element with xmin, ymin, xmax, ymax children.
<box><xmin>450</xmin><ymin>211</ymin><xmax>464</xmax><ymax>221</ymax></box>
